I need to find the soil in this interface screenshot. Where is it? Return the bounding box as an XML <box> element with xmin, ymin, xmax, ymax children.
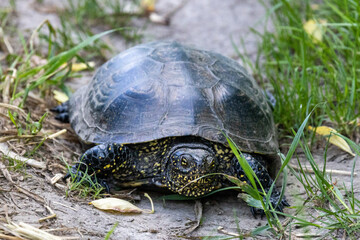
<box><xmin>1</xmin><ymin>0</ymin><xmax>359</xmax><ymax>239</ymax></box>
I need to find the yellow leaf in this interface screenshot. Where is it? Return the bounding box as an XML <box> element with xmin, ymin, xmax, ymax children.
<box><xmin>60</xmin><ymin>61</ymin><xmax>95</xmax><ymax>72</ymax></box>
<box><xmin>90</xmin><ymin>197</ymin><xmax>143</xmax><ymax>213</ymax></box>
<box><xmin>53</xmin><ymin>90</ymin><xmax>69</xmax><ymax>103</ymax></box>
<box><xmin>308</xmin><ymin>126</ymin><xmax>355</xmax><ymax>156</ymax></box>
<box><xmin>141</xmin><ymin>0</ymin><xmax>156</xmax><ymax>12</ymax></box>
<box><xmin>303</xmin><ymin>19</ymin><xmax>327</xmax><ymax>43</ymax></box>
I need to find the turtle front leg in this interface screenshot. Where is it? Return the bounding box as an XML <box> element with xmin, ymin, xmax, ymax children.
<box><xmin>66</xmin><ymin>143</ymin><xmax>133</xmax><ymax>191</ymax></box>
<box><xmin>229</xmin><ymin>153</ymin><xmax>289</xmax><ymax>215</ymax></box>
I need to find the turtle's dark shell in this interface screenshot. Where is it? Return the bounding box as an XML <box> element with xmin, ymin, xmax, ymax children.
<box><xmin>69</xmin><ymin>41</ymin><xmax>278</xmax><ymax>155</ymax></box>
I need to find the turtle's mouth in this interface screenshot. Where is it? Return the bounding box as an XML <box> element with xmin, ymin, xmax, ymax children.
<box><xmin>166</xmin><ymin>174</ymin><xmax>219</xmax><ymax>197</ymax></box>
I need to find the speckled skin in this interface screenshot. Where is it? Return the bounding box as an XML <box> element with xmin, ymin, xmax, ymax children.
<box><xmin>67</xmin><ymin>136</ymin><xmax>288</xmax><ymax>212</ymax></box>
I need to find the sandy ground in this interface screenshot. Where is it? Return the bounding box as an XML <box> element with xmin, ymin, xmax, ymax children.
<box><xmin>1</xmin><ymin>0</ymin><xmax>359</xmax><ymax>239</ymax></box>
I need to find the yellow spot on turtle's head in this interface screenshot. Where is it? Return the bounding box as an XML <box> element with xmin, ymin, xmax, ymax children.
<box><xmin>103</xmin><ymin>164</ymin><xmax>111</xmax><ymax>169</ymax></box>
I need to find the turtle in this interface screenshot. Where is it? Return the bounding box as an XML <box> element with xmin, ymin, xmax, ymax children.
<box><xmin>53</xmin><ymin>41</ymin><xmax>288</xmax><ymax>213</ymax></box>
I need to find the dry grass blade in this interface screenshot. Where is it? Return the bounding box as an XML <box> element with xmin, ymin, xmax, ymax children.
<box><xmin>0</xmin><ymin>135</ymin><xmax>40</xmax><ymax>143</ymax></box>
<box><xmin>0</xmin><ymin>143</ymin><xmax>46</xmax><ymax>169</ymax></box>
<box><xmin>0</xmin><ymin>233</ymin><xmax>22</xmax><ymax>240</ymax></box>
<box><xmin>289</xmin><ymin>163</ymin><xmax>357</xmax><ymax>176</ymax></box>
<box><xmin>4</xmin><ymin>222</ymin><xmax>63</xmax><ymax>240</ymax></box>
<box><xmin>0</xmin><ymin>103</ymin><xmax>27</xmax><ymax>119</ymax></box>
<box><xmin>15</xmin><ymin>186</ymin><xmax>45</xmax><ymax>204</ymax></box>
<box><xmin>0</xmin><ymin>161</ymin><xmax>14</xmax><ymax>184</ymax></box>
<box><xmin>0</xmin><ymin>27</ymin><xmax>14</xmax><ymax>54</ymax></box>
<box><xmin>1</xmin><ymin>69</ymin><xmax>17</xmax><ymax>103</ymax></box>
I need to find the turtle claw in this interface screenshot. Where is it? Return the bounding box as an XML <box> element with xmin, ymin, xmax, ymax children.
<box><xmin>250</xmin><ymin>206</ymin><xmax>265</xmax><ymax>218</ymax></box>
<box><xmin>55</xmin><ymin>112</ymin><xmax>69</xmax><ymax>123</ymax></box>
<box><xmin>51</xmin><ymin>101</ymin><xmax>70</xmax><ymax>123</ymax></box>
<box><xmin>51</xmin><ymin>101</ymin><xmax>69</xmax><ymax>113</ymax></box>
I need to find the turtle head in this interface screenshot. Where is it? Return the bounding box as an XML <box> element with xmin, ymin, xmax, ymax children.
<box><xmin>164</xmin><ymin>143</ymin><xmax>219</xmax><ymax>197</ymax></box>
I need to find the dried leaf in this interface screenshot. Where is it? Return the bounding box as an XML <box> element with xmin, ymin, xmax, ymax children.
<box><xmin>53</xmin><ymin>90</ymin><xmax>69</xmax><ymax>103</ymax></box>
<box><xmin>60</xmin><ymin>61</ymin><xmax>95</xmax><ymax>72</ymax></box>
<box><xmin>71</xmin><ymin>61</ymin><xmax>95</xmax><ymax>72</ymax></box>
<box><xmin>308</xmin><ymin>126</ymin><xmax>355</xmax><ymax>156</ymax></box>
<box><xmin>303</xmin><ymin>19</ymin><xmax>327</xmax><ymax>43</ymax></box>
<box><xmin>141</xmin><ymin>0</ymin><xmax>156</xmax><ymax>12</ymax></box>
<box><xmin>90</xmin><ymin>198</ymin><xmax>143</xmax><ymax>214</ymax></box>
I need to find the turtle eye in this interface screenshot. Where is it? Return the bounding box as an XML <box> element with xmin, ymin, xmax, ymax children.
<box><xmin>181</xmin><ymin>157</ymin><xmax>188</xmax><ymax>167</ymax></box>
<box><xmin>179</xmin><ymin>154</ymin><xmax>193</xmax><ymax>169</ymax></box>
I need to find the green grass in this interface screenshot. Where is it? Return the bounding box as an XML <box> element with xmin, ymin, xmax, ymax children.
<box><xmin>242</xmin><ymin>0</ymin><xmax>360</xmax><ymax>137</ymax></box>
<box><xmin>224</xmin><ymin>113</ymin><xmax>360</xmax><ymax>239</ymax></box>
<box><xmin>38</xmin><ymin>0</ymin><xmax>143</xmax><ymax>59</ymax></box>
<box><xmin>229</xmin><ymin>0</ymin><xmax>360</xmax><ymax>238</ymax></box>
<box><xmin>63</xmin><ymin>157</ymin><xmax>105</xmax><ymax>198</ymax></box>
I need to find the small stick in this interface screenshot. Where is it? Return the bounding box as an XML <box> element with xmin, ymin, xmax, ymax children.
<box><xmin>217</xmin><ymin>226</ymin><xmax>240</xmax><ymax>237</ymax></box>
<box><xmin>38</xmin><ymin>206</ymin><xmax>57</xmax><ymax>222</ymax></box>
<box><xmin>47</xmin><ymin>129</ymin><xmax>67</xmax><ymax>139</ymax></box>
<box><xmin>289</xmin><ymin>163</ymin><xmax>357</xmax><ymax>176</ymax></box>
<box><xmin>15</xmin><ymin>186</ymin><xmax>45</xmax><ymax>204</ymax></box>
<box><xmin>50</xmin><ymin>173</ymin><xmax>64</xmax><ymax>185</ymax></box>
